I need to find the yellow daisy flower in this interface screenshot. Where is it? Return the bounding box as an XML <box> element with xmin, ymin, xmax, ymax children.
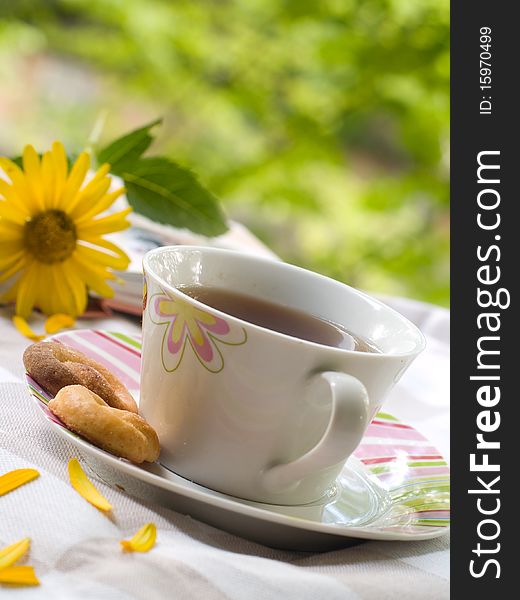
<box><xmin>0</xmin><ymin>142</ymin><xmax>131</xmax><ymax>318</ymax></box>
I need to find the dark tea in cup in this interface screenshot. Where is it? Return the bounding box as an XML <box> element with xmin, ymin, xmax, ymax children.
<box><xmin>179</xmin><ymin>285</ymin><xmax>380</xmax><ymax>353</ymax></box>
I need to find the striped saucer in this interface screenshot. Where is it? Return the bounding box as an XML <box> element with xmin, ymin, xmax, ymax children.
<box><xmin>25</xmin><ymin>330</ymin><xmax>449</xmax><ymax>551</ymax></box>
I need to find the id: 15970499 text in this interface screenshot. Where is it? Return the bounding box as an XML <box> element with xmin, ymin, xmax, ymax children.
<box><xmin>480</xmin><ymin>26</ymin><xmax>492</xmax><ymax>115</ymax></box>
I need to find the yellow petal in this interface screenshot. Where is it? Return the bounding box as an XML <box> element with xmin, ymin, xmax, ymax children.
<box><xmin>28</xmin><ymin>264</ymin><xmax>52</xmax><ymax>316</ymax></box>
<box><xmin>41</xmin><ymin>150</ymin><xmax>56</xmax><ymax>207</ymax></box>
<box><xmin>0</xmin><ymin>566</ymin><xmax>40</xmax><ymax>586</ymax></box>
<box><xmin>75</xmin><ymin>164</ymin><xmax>110</xmax><ymax>203</ymax></box>
<box><xmin>120</xmin><ymin>523</ymin><xmax>157</xmax><ymax>553</ymax></box>
<box><xmin>0</xmin><ymin>195</ymin><xmax>27</xmax><ymax>225</ymax></box>
<box><xmin>0</xmin><ymin>469</ymin><xmax>40</xmax><ymax>497</ymax></box>
<box><xmin>51</xmin><ymin>140</ymin><xmax>68</xmax><ymax>173</ymax></box>
<box><xmin>0</xmin><ymin>538</ymin><xmax>31</xmax><ymax>570</ymax></box>
<box><xmin>22</xmin><ymin>144</ymin><xmax>41</xmax><ymax>175</ymax></box>
<box><xmin>69</xmin><ymin>177</ymin><xmax>111</xmax><ymax>219</ymax></box>
<box><xmin>0</xmin><ymin>157</ymin><xmax>37</xmax><ymax>212</ymax></box>
<box><xmin>0</xmin><ymin>252</ymin><xmax>26</xmax><ymax>283</ymax></box>
<box><xmin>14</xmin><ymin>261</ymin><xmax>40</xmax><ymax>319</ymax></box>
<box><xmin>83</xmin><ymin>236</ymin><xmax>130</xmax><ymax>264</ymax></box>
<box><xmin>77</xmin><ymin>206</ymin><xmax>132</xmax><ymax>235</ymax></box>
<box><xmin>22</xmin><ymin>145</ymin><xmax>44</xmax><ymax>211</ymax></box>
<box><xmin>75</xmin><ymin>243</ymin><xmax>130</xmax><ymax>271</ymax></box>
<box><xmin>0</xmin><ymin>179</ymin><xmax>14</xmax><ymax>201</ymax></box>
<box><xmin>44</xmin><ymin>313</ymin><xmax>76</xmax><ymax>334</ymax></box>
<box><xmin>12</xmin><ymin>315</ymin><xmax>45</xmax><ymax>341</ymax></box>
<box><xmin>31</xmin><ymin>262</ymin><xmax>72</xmax><ymax>318</ymax></box>
<box><xmin>68</xmin><ymin>458</ymin><xmax>112</xmax><ymax>512</ymax></box>
<box><xmin>69</xmin><ymin>253</ymin><xmax>116</xmax><ymax>298</ymax></box>
<box><xmin>34</xmin><ymin>263</ymin><xmax>74</xmax><ymax>317</ymax></box>
<box><xmin>47</xmin><ymin>263</ymin><xmax>77</xmax><ymax>316</ymax></box>
<box><xmin>0</xmin><ymin>168</ymin><xmax>38</xmax><ymax>217</ymax></box>
<box><xmin>37</xmin><ymin>263</ymin><xmax>66</xmax><ymax>316</ymax></box>
<box><xmin>0</xmin><ymin>219</ymin><xmax>24</xmax><ymax>241</ymax></box>
<box><xmin>51</xmin><ymin>141</ymin><xmax>68</xmax><ymax>203</ymax></box>
<box><xmin>68</xmin><ymin>165</ymin><xmax>112</xmax><ymax>218</ymax></box>
<box><xmin>60</xmin><ymin>261</ymin><xmax>88</xmax><ymax>316</ymax></box>
<box><xmin>23</xmin><ymin>144</ymin><xmax>41</xmax><ymax>183</ymax></box>
<box><xmin>73</xmin><ymin>186</ymin><xmax>126</xmax><ymax>223</ymax></box>
<box><xmin>0</xmin><ymin>157</ymin><xmax>28</xmax><ymax>189</ymax></box>
<box><xmin>60</xmin><ymin>152</ymin><xmax>90</xmax><ymax>209</ymax></box>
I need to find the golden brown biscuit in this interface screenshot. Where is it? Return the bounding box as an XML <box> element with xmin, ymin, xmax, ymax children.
<box><xmin>49</xmin><ymin>385</ymin><xmax>160</xmax><ymax>463</ymax></box>
<box><xmin>23</xmin><ymin>341</ymin><xmax>138</xmax><ymax>413</ymax></box>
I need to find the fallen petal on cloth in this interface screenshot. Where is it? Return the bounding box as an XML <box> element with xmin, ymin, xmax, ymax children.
<box><xmin>0</xmin><ymin>566</ymin><xmax>40</xmax><ymax>586</ymax></box>
<box><xmin>44</xmin><ymin>314</ymin><xmax>76</xmax><ymax>334</ymax></box>
<box><xmin>120</xmin><ymin>523</ymin><xmax>157</xmax><ymax>553</ymax></box>
<box><xmin>0</xmin><ymin>538</ymin><xmax>31</xmax><ymax>570</ymax></box>
<box><xmin>12</xmin><ymin>316</ymin><xmax>45</xmax><ymax>341</ymax></box>
<box><xmin>68</xmin><ymin>458</ymin><xmax>112</xmax><ymax>512</ymax></box>
<box><xmin>0</xmin><ymin>469</ymin><xmax>40</xmax><ymax>497</ymax></box>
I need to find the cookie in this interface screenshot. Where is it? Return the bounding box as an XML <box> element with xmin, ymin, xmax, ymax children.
<box><xmin>24</xmin><ymin>341</ymin><xmax>138</xmax><ymax>413</ymax></box>
<box><xmin>48</xmin><ymin>385</ymin><xmax>160</xmax><ymax>464</ymax></box>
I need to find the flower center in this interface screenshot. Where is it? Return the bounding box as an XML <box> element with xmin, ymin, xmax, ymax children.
<box><xmin>24</xmin><ymin>210</ymin><xmax>77</xmax><ymax>263</ymax></box>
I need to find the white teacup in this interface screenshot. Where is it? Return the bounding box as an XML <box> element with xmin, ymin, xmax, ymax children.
<box><xmin>141</xmin><ymin>246</ymin><xmax>425</xmax><ymax>505</ymax></box>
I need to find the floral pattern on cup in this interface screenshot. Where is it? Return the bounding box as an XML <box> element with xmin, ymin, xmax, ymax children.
<box><xmin>149</xmin><ymin>291</ymin><xmax>248</xmax><ymax>373</ymax></box>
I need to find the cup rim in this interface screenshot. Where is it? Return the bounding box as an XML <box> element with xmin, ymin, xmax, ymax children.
<box><xmin>143</xmin><ymin>245</ymin><xmax>426</xmax><ymax>359</ymax></box>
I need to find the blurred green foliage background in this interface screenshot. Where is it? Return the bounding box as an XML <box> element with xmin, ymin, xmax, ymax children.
<box><xmin>0</xmin><ymin>0</ymin><xmax>449</xmax><ymax>305</ymax></box>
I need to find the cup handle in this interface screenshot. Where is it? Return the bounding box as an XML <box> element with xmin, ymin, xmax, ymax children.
<box><xmin>262</xmin><ymin>371</ymin><xmax>369</xmax><ymax>493</ymax></box>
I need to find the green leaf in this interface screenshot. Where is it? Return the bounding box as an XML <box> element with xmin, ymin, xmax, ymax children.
<box><xmin>120</xmin><ymin>157</ymin><xmax>228</xmax><ymax>237</ymax></box>
<box><xmin>97</xmin><ymin>118</ymin><xmax>162</xmax><ymax>172</ymax></box>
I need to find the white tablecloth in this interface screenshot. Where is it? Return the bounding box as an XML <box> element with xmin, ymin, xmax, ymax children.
<box><xmin>0</xmin><ymin>296</ymin><xmax>449</xmax><ymax>599</ymax></box>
